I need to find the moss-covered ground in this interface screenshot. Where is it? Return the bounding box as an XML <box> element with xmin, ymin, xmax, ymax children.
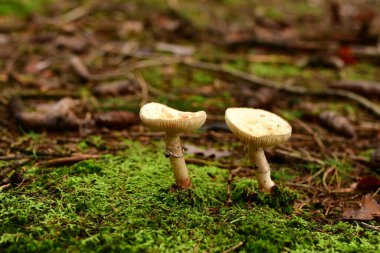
<box><xmin>1</xmin><ymin>0</ymin><xmax>380</xmax><ymax>252</ymax></box>
<box><xmin>1</xmin><ymin>141</ymin><xmax>379</xmax><ymax>252</ymax></box>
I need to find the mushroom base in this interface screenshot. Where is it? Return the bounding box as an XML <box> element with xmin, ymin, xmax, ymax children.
<box><xmin>248</xmin><ymin>145</ymin><xmax>275</xmax><ymax>193</ymax></box>
<box><xmin>169</xmin><ymin>157</ymin><xmax>192</xmax><ymax>188</ymax></box>
<box><xmin>166</xmin><ymin>134</ymin><xmax>191</xmax><ymax>188</ymax></box>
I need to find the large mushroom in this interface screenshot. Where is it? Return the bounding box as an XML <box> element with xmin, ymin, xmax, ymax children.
<box><xmin>140</xmin><ymin>102</ymin><xmax>207</xmax><ymax>189</ymax></box>
<box><xmin>225</xmin><ymin>108</ymin><xmax>292</xmax><ymax>193</ymax></box>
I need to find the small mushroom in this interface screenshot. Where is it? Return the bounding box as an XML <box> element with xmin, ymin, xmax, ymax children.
<box><xmin>140</xmin><ymin>102</ymin><xmax>207</xmax><ymax>189</ymax></box>
<box><xmin>225</xmin><ymin>108</ymin><xmax>292</xmax><ymax>193</ymax></box>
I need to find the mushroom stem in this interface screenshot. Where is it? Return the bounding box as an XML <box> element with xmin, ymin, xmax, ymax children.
<box><xmin>165</xmin><ymin>134</ymin><xmax>191</xmax><ymax>188</ymax></box>
<box><xmin>248</xmin><ymin>145</ymin><xmax>275</xmax><ymax>193</ymax></box>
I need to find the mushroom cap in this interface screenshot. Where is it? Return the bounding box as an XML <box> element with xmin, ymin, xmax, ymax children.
<box><xmin>140</xmin><ymin>102</ymin><xmax>207</xmax><ymax>133</ymax></box>
<box><xmin>225</xmin><ymin>108</ymin><xmax>292</xmax><ymax>147</ymax></box>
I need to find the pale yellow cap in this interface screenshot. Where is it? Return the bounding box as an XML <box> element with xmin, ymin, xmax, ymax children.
<box><xmin>140</xmin><ymin>102</ymin><xmax>207</xmax><ymax>133</ymax></box>
<box><xmin>225</xmin><ymin>108</ymin><xmax>291</xmax><ymax>147</ymax></box>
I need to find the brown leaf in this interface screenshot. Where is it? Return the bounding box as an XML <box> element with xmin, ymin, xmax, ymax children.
<box><xmin>93</xmin><ymin>80</ymin><xmax>139</xmax><ymax>97</ymax></box>
<box><xmin>342</xmin><ymin>194</ymin><xmax>380</xmax><ymax>220</ymax></box>
<box><xmin>330</xmin><ymin>80</ymin><xmax>380</xmax><ymax>98</ymax></box>
<box><xmin>319</xmin><ymin>111</ymin><xmax>356</xmax><ymax>138</ymax></box>
<box><xmin>94</xmin><ymin>111</ymin><xmax>139</xmax><ymax>128</ymax></box>
<box><xmin>337</xmin><ymin>45</ymin><xmax>356</xmax><ymax>65</ymax></box>
<box><xmin>24</xmin><ymin>59</ymin><xmax>50</xmax><ymax>74</ymax></box>
<box><xmin>69</xmin><ymin>55</ymin><xmax>90</xmax><ymax>80</ymax></box>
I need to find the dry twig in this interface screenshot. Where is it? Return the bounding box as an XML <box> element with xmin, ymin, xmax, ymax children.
<box><xmin>135</xmin><ymin>72</ymin><xmax>149</xmax><ymax>106</ymax></box>
<box><xmin>293</xmin><ymin>118</ymin><xmax>325</xmax><ymax>153</ymax></box>
<box><xmin>181</xmin><ymin>59</ymin><xmax>380</xmax><ymax>117</ymax></box>
<box><xmin>38</xmin><ymin>154</ymin><xmax>100</xmax><ymax>167</ymax></box>
<box><xmin>222</xmin><ymin>241</ymin><xmax>244</xmax><ymax>253</ymax></box>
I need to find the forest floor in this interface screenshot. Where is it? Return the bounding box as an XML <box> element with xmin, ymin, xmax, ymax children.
<box><xmin>0</xmin><ymin>0</ymin><xmax>380</xmax><ymax>252</ymax></box>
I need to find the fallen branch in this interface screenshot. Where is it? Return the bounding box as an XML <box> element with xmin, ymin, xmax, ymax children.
<box><xmin>102</xmin><ymin>57</ymin><xmax>380</xmax><ymax>116</ymax></box>
<box><xmin>222</xmin><ymin>241</ymin><xmax>244</xmax><ymax>253</ymax></box>
<box><xmin>292</xmin><ymin>118</ymin><xmax>325</xmax><ymax>154</ymax></box>
<box><xmin>181</xmin><ymin>59</ymin><xmax>380</xmax><ymax>117</ymax></box>
<box><xmin>361</xmin><ymin>222</ymin><xmax>380</xmax><ymax>231</ymax></box>
<box><xmin>135</xmin><ymin>72</ymin><xmax>149</xmax><ymax>106</ymax></box>
<box><xmin>38</xmin><ymin>154</ymin><xmax>100</xmax><ymax>167</ymax></box>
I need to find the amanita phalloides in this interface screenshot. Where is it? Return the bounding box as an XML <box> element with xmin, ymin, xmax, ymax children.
<box><xmin>140</xmin><ymin>102</ymin><xmax>207</xmax><ymax>189</ymax></box>
<box><xmin>225</xmin><ymin>108</ymin><xmax>292</xmax><ymax>193</ymax></box>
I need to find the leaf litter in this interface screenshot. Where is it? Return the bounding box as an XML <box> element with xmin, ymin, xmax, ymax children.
<box><xmin>0</xmin><ymin>0</ymin><xmax>380</xmax><ymax>251</ymax></box>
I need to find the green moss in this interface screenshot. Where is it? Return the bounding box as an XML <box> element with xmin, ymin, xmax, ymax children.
<box><xmin>1</xmin><ymin>142</ymin><xmax>379</xmax><ymax>252</ymax></box>
<box><xmin>250</xmin><ymin>63</ymin><xmax>302</xmax><ymax>79</ymax></box>
<box><xmin>344</xmin><ymin>63</ymin><xmax>379</xmax><ymax>81</ymax></box>
<box><xmin>278</xmin><ymin>109</ymin><xmax>304</xmax><ymax>121</ymax></box>
<box><xmin>265</xmin><ymin>8</ymin><xmax>284</xmax><ymax>21</ymax></box>
<box><xmin>327</xmin><ymin>102</ymin><xmax>358</xmax><ymax>116</ymax></box>
<box><xmin>231</xmin><ymin>178</ymin><xmax>297</xmax><ymax>214</ymax></box>
<box><xmin>192</xmin><ymin>70</ymin><xmax>214</xmax><ymax>85</ymax></box>
<box><xmin>141</xmin><ymin>68</ymin><xmax>164</xmax><ymax>88</ymax></box>
<box><xmin>77</xmin><ymin>140</ymin><xmax>89</xmax><ymax>151</ymax></box>
<box><xmin>0</xmin><ymin>0</ymin><xmax>52</xmax><ymax>16</ymax></box>
<box><xmin>358</xmin><ymin>149</ymin><xmax>375</xmax><ymax>162</ymax></box>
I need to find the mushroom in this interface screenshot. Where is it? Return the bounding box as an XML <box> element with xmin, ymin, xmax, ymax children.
<box><xmin>140</xmin><ymin>102</ymin><xmax>207</xmax><ymax>189</ymax></box>
<box><xmin>225</xmin><ymin>108</ymin><xmax>292</xmax><ymax>193</ymax></box>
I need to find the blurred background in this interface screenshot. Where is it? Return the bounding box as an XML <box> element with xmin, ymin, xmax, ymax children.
<box><xmin>1</xmin><ymin>0</ymin><xmax>380</xmax><ymax>251</ymax></box>
<box><xmin>1</xmin><ymin>0</ymin><xmax>380</xmax><ymax>212</ymax></box>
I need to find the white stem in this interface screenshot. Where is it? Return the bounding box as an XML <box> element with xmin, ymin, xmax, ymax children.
<box><xmin>248</xmin><ymin>145</ymin><xmax>275</xmax><ymax>193</ymax></box>
<box><xmin>165</xmin><ymin>134</ymin><xmax>191</xmax><ymax>188</ymax></box>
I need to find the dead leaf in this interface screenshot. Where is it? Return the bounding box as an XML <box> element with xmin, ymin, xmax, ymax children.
<box><xmin>69</xmin><ymin>55</ymin><xmax>90</xmax><ymax>80</ymax></box>
<box><xmin>184</xmin><ymin>144</ymin><xmax>231</xmax><ymax>160</ymax></box>
<box><xmin>25</xmin><ymin>59</ymin><xmax>50</xmax><ymax>74</ymax></box>
<box><xmin>337</xmin><ymin>45</ymin><xmax>356</xmax><ymax>65</ymax></box>
<box><xmin>342</xmin><ymin>194</ymin><xmax>380</xmax><ymax>220</ymax></box>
